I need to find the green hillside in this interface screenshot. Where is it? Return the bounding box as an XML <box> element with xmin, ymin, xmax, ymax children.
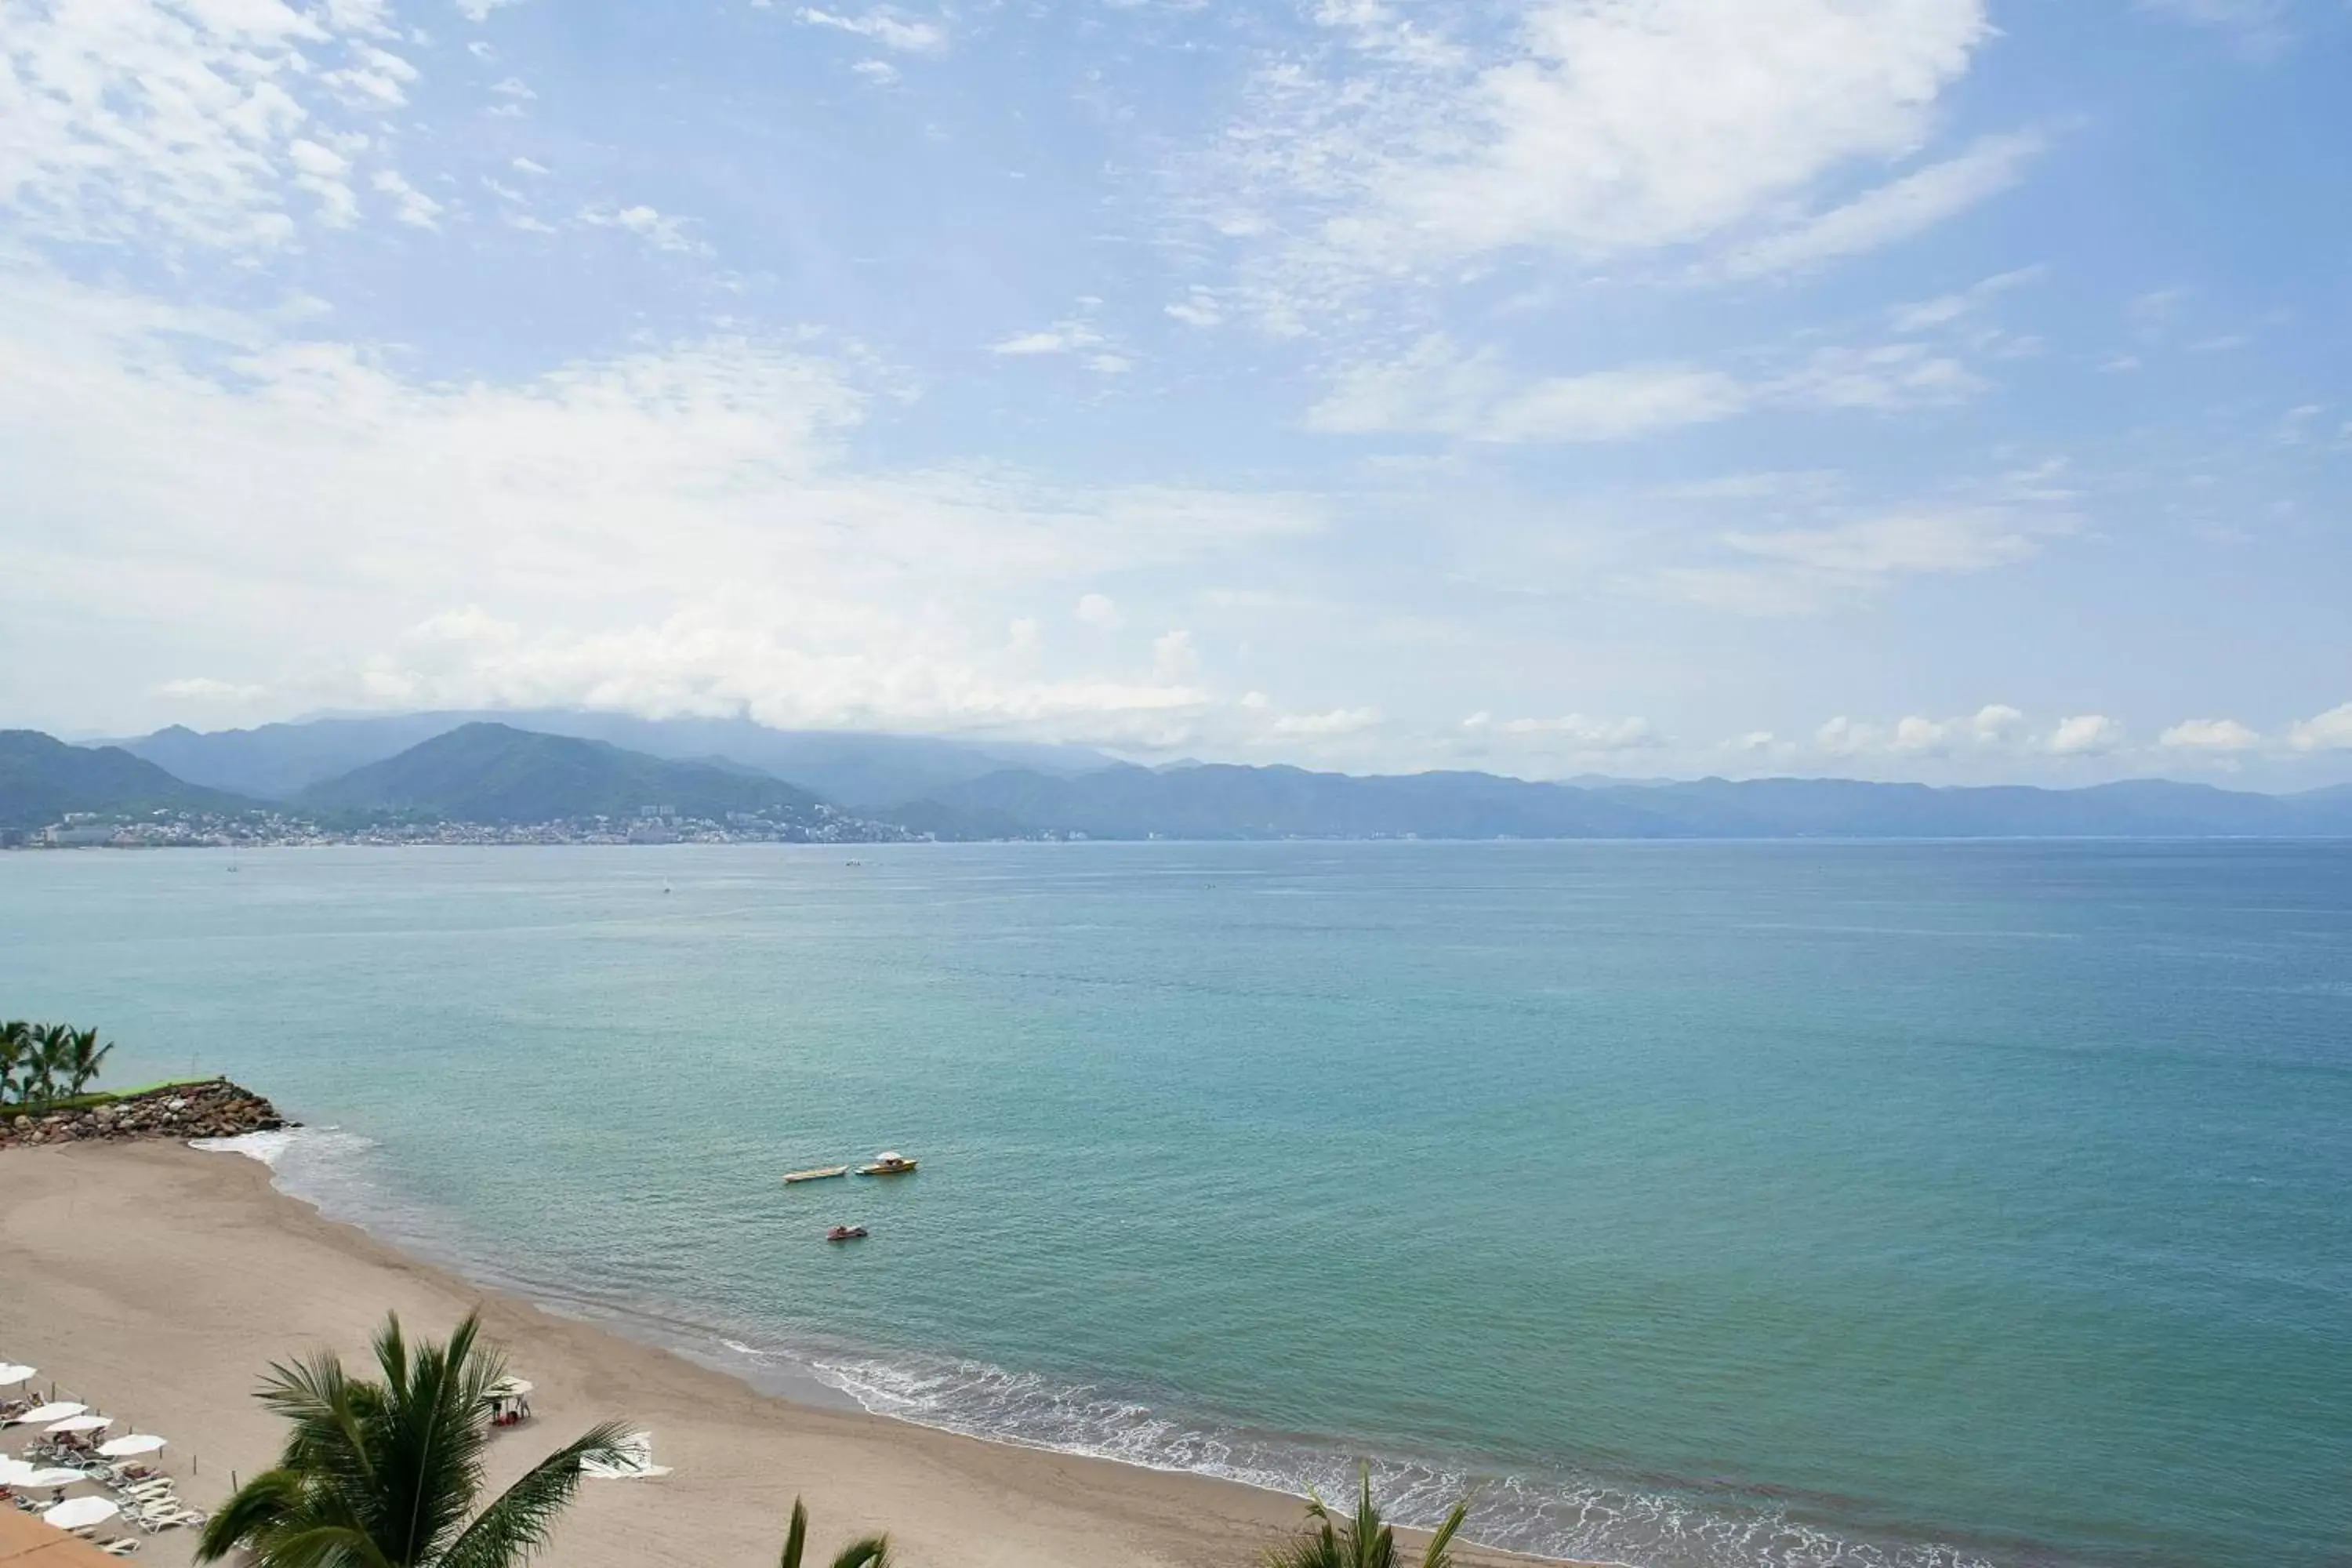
<box><xmin>0</xmin><ymin>730</ymin><xmax>256</xmax><ymax>832</ymax></box>
<box><xmin>297</xmin><ymin>723</ymin><xmax>830</xmax><ymax>824</ymax></box>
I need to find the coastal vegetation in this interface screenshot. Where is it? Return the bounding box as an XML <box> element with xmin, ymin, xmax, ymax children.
<box><xmin>195</xmin><ymin>1312</ymin><xmax>630</xmax><ymax>1568</ymax></box>
<box><xmin>779</xmin><ymin>1497</ymin><xmax>889</xmax><ymax>1568</ymax></box>
<box><xmin>0</xmin><ymin>1019</ymin><xmax>113</xmax><ymax>1106</ymax></box>
<box><xmin>1263</xmin><ymin>1468</ymin><xmax>1472</xmax><ymax>1568</ymax></box>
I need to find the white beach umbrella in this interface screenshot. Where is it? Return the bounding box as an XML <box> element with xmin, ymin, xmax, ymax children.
<box><xmin>0</xmin><ymin>1457</ymin><xmax>39</xmax><ymax>1483</ymax></box>
<box><xmin>7</xmin><ymin>1402</ymin><xmax>85</xmax><ymax>1425</ymax></box>
<box><xmin>13</xmin><ymin>1468</ymin><xmax>92</xmax><ymax>1490</ymax></box>
<box><xmin>96</xmin><ymin>1434</ymin><xmax>167</xmax><ymax>1458</ymax></box>
<box><xmin>46</xmin><ymin>1414</ymin><xmax>112</xmax><ymax>1434</ymax></box>
<box><xmin>41</xmin><ymin>1496</ymin><xmax>120</xmax><ymax>1530</ymax></box>
<box><xmin>0</xmin><ymin>1363</ymin><xmax>35</xmax><ymax>1386</ymax></box>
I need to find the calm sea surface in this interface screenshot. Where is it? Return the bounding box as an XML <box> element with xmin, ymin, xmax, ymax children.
<box><xmin>3</xmin><ymin>842</ymin><xmax>2347</xmax><ymax>1567</ymax></box>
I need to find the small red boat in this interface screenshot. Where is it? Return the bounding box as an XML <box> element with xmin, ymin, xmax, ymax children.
<box><xmin>826</xmin><ymin>1225</ymin><xmax>869</xmax><ymax>1243</ymax></box>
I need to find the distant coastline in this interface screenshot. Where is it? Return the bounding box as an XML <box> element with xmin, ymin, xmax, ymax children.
<box><xmin>9</xmin><ymin>714</ymin><xmax>2352</xmax><ymax>846</ymax></box>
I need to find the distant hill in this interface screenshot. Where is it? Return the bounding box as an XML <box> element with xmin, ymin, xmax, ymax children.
<box><xmin>114</xmin><ymin>711</ymin><xmax>1112</xmax><ymax>804</ymax></box>
<box><xmin>298</xmin><ymin>723</ymin><xmax>832</xmax><ymax>824</ymax></box>
<box><xmin>0</xmin><ymin>729</ymin><xmax>255</xmax><ymax>832</ymax></box>
<box><xmin>118</xmin><ymin>716</ymin><xmax>477</xmax><ymax>800</ymax></box>
<box><xmin>900</xmin><ymin>764</ymin><xmax>2352</xmax><ymax>840</ymax></box>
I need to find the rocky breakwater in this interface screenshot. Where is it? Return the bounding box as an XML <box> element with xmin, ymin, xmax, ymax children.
<box><xmin>0</xmin><ymin>1078</ymin><xmax>288</xmax><ymax>1149</ymax></box>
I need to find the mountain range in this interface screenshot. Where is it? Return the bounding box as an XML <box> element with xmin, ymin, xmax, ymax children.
<box><xmin>295</xmin><ymin>724</ymin><xmax>832</xmax><ymax>825</ymax></box>
<box><xmin>907</xmin><ymin>761</ymin><xmax>2352</xmax><ymax>840</ymax></box>
<box><xmin>111</xmin><ymin>710</ymin><xmax>1110</xmax><ymax>807</ymax></box>
<box><xmin>0</xmin><ymin>729</ymin><xmax>252</xmax><ymax>832</ymax></box>
<box><xmin>6</xmin><ymin>713</ymin><xmax>2352</xmax><ymax>840</ymax></box>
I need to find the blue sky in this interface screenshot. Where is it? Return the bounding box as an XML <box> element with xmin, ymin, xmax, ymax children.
<box><xmin>2</xmin><ymin>0</ymin><xmax>2347</xmax><ymax>786</ymax></box>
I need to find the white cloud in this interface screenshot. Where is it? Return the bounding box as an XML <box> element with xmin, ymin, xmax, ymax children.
<box><xmin>1769</xmin><ymin>342</ymin><xmax>1985</xmax><ymax>411</ymax></box>
<box><xmin>1272</xmin><ymin>706</ymin><xmax>1384</xmax><ymax>736</ymax></box>
<box><xmin>1479</xmin><ymin>713</ymin><xmax>1661</xmax><ymax>750</ymax></box>
<box><xmin>456</xmin><ymin>0</ymin><xmax>524</xmax><ymax>20</ymax></box>
<box><xmin>851</xmin><ymin>59</ymin><xmax>898</xmax><ymax>84</ymax></box>
<box><xmin>1075</xmin><ymin>593</ymin><xmax>1125</xmax><ymax>630</ymax></box>
<box><xmin>1152</xmin><ymin>629</ymin><xmax>1200</xmax><ymax>681</ymax></box>
<box><xmin>2049</xmin><ymin>714</ymin><xmax>2125</xmax><ymax>756</ymax></box>
<box><xmin>372</xmin><ymin>170</ymin><xmax>444</xmax><ymax>229</ymax></box>
<box><xmin>1720</xmin><ymin>133</ymin><xmax>2042</xmax><ymax>278</ymax></box>
<box><xmin>991</xmin><ymin>319</ymin><xmax>1105</xmax><ymax>355</ymax></box>
<box><xmin>1485</xmin><ymin>367</ymin><xmax>1747</xmax><ymax>444</ymax></box>
<box><xmin>577</xmin><ymin>202</ymin><xmax>707</xmax><ymax>255</ymax></box>
<box><xmin>0</xmin><ymin>0</ymin><xmax>422</xmax><ymax>251</ymax></box>
<box><xmin>1889</xmin><ymin>704</ymin><xmax>2025</xmax><ymax>754</ymax></box>
<box><xmin>795</xmin><ymin>7</ymin><xmax>946</xmax><ymax>53</ymax></box>
<box><xmin>0</xmin><ymin>266</ymin><xmax>1317</xmax><ymax>740</ymax></box>
<box><xmin>1316</xmin><ymin>340</ymin><xmax>1750</xmax><ymax>443</ymax></box>
<box><xmin>1664</xmin><ymin>508</ymin><xmax>2049</xmax><ymax>612</ymax></box>
<box><xmin>289</xmin><ymin>139</ymin><xmax>360</xmax><ymax>227</ymax></box>
<box><xmin>511</xmin><ymin>156</ymin><xmax>550</xmax><ymax>176</ymax></box>
<box><xmin>321</xmin><ymin>45</ymin><xmax>419</xmax><ymax>108</ymax></box>
<box><xmin>2139</xmin><ymin>0</ymin><xmax>2292</xmax><ymax>56</ymax></box>
<box><xmin>1889</xmin><ymin>266</ymin><xmax>2047</xmax><ymax>333</ymax></box>
<box><xmin>1207</xmin><ymin>0</ymin><xmax>1997</xmax><ymax>308</ymax></box>
<box><xmin>1165</xmin><ymin>289</ymin><xmax>1223</xmax><ymax>327</ymax></box>
<box><xmin>490</xmin><ymin>75</ymin><xmax>535</xmax><ymax>100</ymax></box>
<box><xmin>2286</xmin><ymin>702</ymin><xmax>2352</xmax><ymax>753</ymax></box>
<box><xmin>1307</xmin><ymin>334</ymin><xmax>1984</xmax><ymax>445</ymax></box>
<box><xmin>2159</xmin><ymin>717</ymin><xmax>2260</xmax><ymax>751</ymax></box>
<box><xmin>156</xmin><ymin>676</ymin><xmax>266</xmax><ymax>702</ymax></box>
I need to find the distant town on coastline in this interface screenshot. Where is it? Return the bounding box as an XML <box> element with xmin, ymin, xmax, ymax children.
<box><xmin>6</xmin><ymin>713</ymin><xmax>2352</xmax><ymax>848</ymax></box>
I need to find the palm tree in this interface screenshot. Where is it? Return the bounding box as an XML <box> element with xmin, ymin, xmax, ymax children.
<box><xmin>196</xmin><ymin>1312</ymin><xmax>628</xmax><ymax>1568</ymax></box>
<box><xmin>1263</xmin><ymin>1465</ymin><xmax>1471</xmax><ymax>1568</ymax></box>
<box><xmin>779</xmin><ymin>1497</ymin><xmax>890</xmax><ymax>1568</ymax></box>
<box><xmin>0</xmin><ymin>1021</ymin><xmax>28</xmax><ymax>1105</ymax></box>
<box><xmin>25</xmin><ymin>1022</ymin><xmax>76</xmax><ymax>1107</ymax></box>
<box><xmin>61</xmin><ymin>1026</ymin><xmax>112</xmax><ymax>1097</ymax></box>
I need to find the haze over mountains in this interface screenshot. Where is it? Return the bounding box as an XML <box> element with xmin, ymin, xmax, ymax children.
<box><xmin>295</xmin><ymin>724</ymin><xmax>835</xmax><ymax>826</ymax></box>
<box><xmin>0</xmin><ymin>730</ymin><xmax>252</xmax><ymax>832</ymax></box>
<box><xmin>112</xmin><ymin>711</ymin><xmax>1111</xmax><ymax>808</ymax></box>
<box><xmin>7</xmin><ymin>713</ymin><xmax>2352</xmax><ymax>841</ymax></box>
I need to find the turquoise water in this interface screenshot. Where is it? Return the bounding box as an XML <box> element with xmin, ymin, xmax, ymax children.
<box><xmin>2</xmin><ymin>842</ymin><xmax>2346</xmax><ymax>1567</ymax></box>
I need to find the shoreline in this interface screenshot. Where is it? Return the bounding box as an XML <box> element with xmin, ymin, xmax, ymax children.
<box><xmin>0</xmin><ymin>1142</ymin><xmax>1596</xmax><ymax>1568</ymax></box>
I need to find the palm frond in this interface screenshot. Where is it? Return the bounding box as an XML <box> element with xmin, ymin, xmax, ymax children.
<box><xmin>372</xmin><ymin>1312</ymin><xmax>497</xmax><ymax>1562</ymax></box>
<box><xmin>434</xmin><ymin>1419</ymin><xmax>633</xmax><ymax>1568</ymax></box>
<box><xmin>1417</xmin><ymin>1498</ymin><xmax>1471</xmax><ymax>1568</ymax></box>
<box><xmin>196</xmin><ymin>1468</ymin><xmax>307</xmax><ymax>1563</ymax></box>
<box><xmin>828</xmin><ymin>1535</ymin><xmax>890</xmax><ymax>1568</ymax></box>
<box><xmin>781</xmin><ymin>1497</ymin><xmax>810</xmax><ymax>1568</ymax></box>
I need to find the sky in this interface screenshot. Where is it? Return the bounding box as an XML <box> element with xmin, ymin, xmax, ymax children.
<box><xmin>2</xmin><ymin>0</ymin><xmax>2347</xmax><ymax>787</ymax></box>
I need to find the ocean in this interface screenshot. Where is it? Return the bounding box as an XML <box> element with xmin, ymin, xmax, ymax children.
<box><xmin>2</xmin><ymin>840</ymin><xmax>2346</xmax><ymax>1567</ymax></box>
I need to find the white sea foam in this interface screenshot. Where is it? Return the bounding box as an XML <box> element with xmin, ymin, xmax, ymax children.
<box><xmin>189</xmin><ymin>1128</ymin><xmax>299</xmax><ymax>1166</ymax></box>
<box><xmin>803</xmin><ymin>1346</ymin><xmax>2013</xmax><ymax>1568</ymax></box>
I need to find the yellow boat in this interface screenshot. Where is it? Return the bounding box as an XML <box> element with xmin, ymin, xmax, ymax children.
<box><xmin>857</xmin><ymin>1151</ymin><xmax>918</xmax><ymax>1176</ymax></box>
<box><xmin>783</xmin><ymin>1164</ymin><xmax>850</xmax><ymax>1184</ymax></box>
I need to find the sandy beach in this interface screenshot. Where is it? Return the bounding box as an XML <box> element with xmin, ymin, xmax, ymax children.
<box><xmin>2</xmin><ymin>1142</ymin><xmax>1575</xmax><ymax>1568</ymax></box>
